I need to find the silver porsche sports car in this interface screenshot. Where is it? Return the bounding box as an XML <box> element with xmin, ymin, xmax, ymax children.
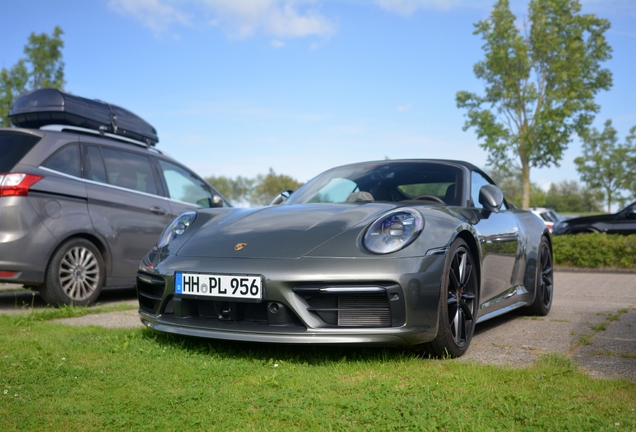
<box><xmin>136</xmin><ymin>159</ymin><xmax>553</xmax><ymax>357</ymax></box>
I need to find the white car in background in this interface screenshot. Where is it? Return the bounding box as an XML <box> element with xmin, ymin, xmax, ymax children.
<box><xmin>530</xmin><ymin>207</ymin><xmax>564</xmax><ymax>232</ymax></box>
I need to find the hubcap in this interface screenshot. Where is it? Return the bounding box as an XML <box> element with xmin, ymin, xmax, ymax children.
<box><xmin>447</xmin><ymin>246</ymin><xmax>475</xmax><ymax>347</ymax></box>
<box><xmin>59</xmin><ymin>246</ymin><xmax>100</xmax><ymax>301</ymax></box>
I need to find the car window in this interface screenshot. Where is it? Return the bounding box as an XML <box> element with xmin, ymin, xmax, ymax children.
<box><xmin>398</xmin><ymin>182</ymin><xmax>454</xmax><ymax>199</ymax></box>
<box><xmin>100</xmin><ymin>147</ymin><xmax>158</xmax><ymax>195</ymax></box>
<box><xmin>158</xmin><ymin>159</ymin><xmax>215</xmax><ymax>207</ymax></box>
<box><xmin>307</xmin><ymin>178</ymin><xmax>359</xmax><ymax>203</ymax></box>
<box><xmin>82</xmin><ymin>145</ymin><xmax>107</xmax><ymax>183</ymax></box>
<box><xmin>0</xmin><ymin>132</ymin><xmax>41</xmax><ymax>172</ymax></box>
<box><xmin>42</xmin><ymin>143</ymin><xmax>81</xmax><ymax>177</ymax></box>
<box><xmin>287</xmin><ymin>162</ymin><xmax>462</xmax><ymax>205</ymax></box>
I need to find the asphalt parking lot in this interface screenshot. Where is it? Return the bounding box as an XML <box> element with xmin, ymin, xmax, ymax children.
<box><xmin>1</xmin><ymin>270</ymin><xmax>635</xmax><ymax>382</ymax></box>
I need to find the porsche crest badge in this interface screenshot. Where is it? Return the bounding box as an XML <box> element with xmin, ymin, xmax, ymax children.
<box><xmin>234</xmin><ymin>243</ymin><xmax>247</xmax><ymax>251</ymax></box>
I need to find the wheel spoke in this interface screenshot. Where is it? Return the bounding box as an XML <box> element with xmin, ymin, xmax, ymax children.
<box><xmin>454</xmin><ymin>306</ymin><xmax>467</xmax><ymax>345</ymax></box>
<box><xmin>543</xmin><ymin>283</ymin><xmax>551</xmax><ymax>305</ymax></box>
<box><xmin>457</xmin><ymin>251</ymin><xmax>466</xmax><ymax>285</ymax></box>
<box><xmin>460</xmin><ymin>263</ymin><xmax>472</xmax><ymax>288</ymax></box>
<box><xmin>459</xmin><ymin>297</ymin><xmax>474</xmax><ymax>321</ymax></box>
<box><xmin>447</xmin><ymin>292</ymin><xmax>458</xmax><ymax>305</ymax></box>
<box><xmin>452</xmin><ymin>305</ymin><xmax>461</xmax><ymax>343</ymax></box>
<box><xmin>449</xmin><ymin>270</ymin><xmax>460</xmax><ymax>292</ymax></box>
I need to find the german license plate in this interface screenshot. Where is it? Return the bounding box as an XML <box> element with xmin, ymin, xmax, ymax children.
<box><xmin>175</xmin><ymin>272</ymin><xmax>262</xmax><ymax>300</ymax></box>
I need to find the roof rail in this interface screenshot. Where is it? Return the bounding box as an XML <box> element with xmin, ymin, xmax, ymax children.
<box><xmin>40</xmin><ymin>124</ymin><xmax>163</xmax><ymax>153</ymax></box>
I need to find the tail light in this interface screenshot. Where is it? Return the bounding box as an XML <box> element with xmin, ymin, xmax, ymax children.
<box><xmin>0</xmin><ymin>173</ymin><xmax>44</xmax><ymax>197</ymax></box>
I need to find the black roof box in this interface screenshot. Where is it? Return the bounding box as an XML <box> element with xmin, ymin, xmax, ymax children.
<box><xmin>8</xmin><ymin>88</ymin><xmax>158</xmax><ymax>146</ymax></box>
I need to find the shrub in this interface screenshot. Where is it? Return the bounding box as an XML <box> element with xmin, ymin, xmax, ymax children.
<box><xmin>552</xmin><ymin>233</ymin><xmax>636</xmax><ymax>269</ymax></box>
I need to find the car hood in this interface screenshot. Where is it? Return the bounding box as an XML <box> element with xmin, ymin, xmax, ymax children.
<box><xmin>176</xmin><ymin>203</ymin><xmax>401</xmax><ymax>259</ymax></box>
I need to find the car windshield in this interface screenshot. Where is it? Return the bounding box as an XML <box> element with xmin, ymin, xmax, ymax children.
<box><xmin>286</xmin><ymin>161</ymin><xmax>463</xmax><ymax>205</ymax></box>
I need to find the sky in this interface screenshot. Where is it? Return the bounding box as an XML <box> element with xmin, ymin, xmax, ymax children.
<box><xmin>2</xmin><ymin>0</ymin><xmax>636</xmax><ymax>199</ymax></box>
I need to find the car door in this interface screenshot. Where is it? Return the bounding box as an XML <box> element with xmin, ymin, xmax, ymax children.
<box><xmin>470</xmin><ymin>171</ymin><xmax>522</xmax><ymax>307</ymax></box>
<box><xmin>154</xmin><ymin>158</ymin><xmax>227</xmax><ymax>216</ymax></box>
<box><xmin>607</xmin><ymin>203</ymin><xmax>636</xmax><ymax>235</ymax></box>
<box><xmin>81</xmin><ymin>141</ymin><xmax>174</xmax><ymax>284</ymax></box>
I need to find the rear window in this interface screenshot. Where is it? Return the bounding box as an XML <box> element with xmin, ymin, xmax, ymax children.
<box><xmin>42</xmin><ymin>143</ymin><xmax>81</xmax><ymax>177</ymax></box>
<box><xmin>0</xmin><ymin>132</ymin><xmax>41</xmax><ymax>172</ymax></box>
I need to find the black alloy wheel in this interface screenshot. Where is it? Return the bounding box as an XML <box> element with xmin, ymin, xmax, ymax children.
<box><xmin>423</xmin><ymin>238</ymin><xmax>478</xmax><ymax>358</ymax></box>
<box><xmin>526</xmin><ymin>237</ymin><xmax>553</xmax><ymax>316</ymax></box>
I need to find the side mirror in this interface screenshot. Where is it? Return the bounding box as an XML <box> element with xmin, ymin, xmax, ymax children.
<box><xmin>479</xmin><ymin>184</ymin><xmax>504</xmax><ymax>214</ymax></box>
<box><xmin>211</xmin><ymin>195</ymin><xmax>224</xmax><ymax>208</ymax></box>
<box><xmin>625</xmin><ymin>206</ymin><xmax>636</xmax><ymax>219</ymax></box>
<box><xmin>198</xmin><ymin>195</ymin><xmax>224</xmax><ymax>208</ymax></box>
<box><xmin>269</xmin><ymin>190</ymin><xmax>293</xmax><ymax>206</ymax></box>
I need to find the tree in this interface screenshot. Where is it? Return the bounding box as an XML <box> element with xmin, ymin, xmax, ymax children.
<box><xmin>0</xmin><ymin>26</ymin><xmax>65</xmax><ymax>126</ymax></box>
<box><xmin>456</xmin><ymin>0</ymin><xmax>612</xmax><ymax>209</ymax></box>
<box><xmin>487</xmin><ymin>167</ymin><xmax>546</xmax><ymax>208</ymax></box>
<box><xmin>250</xmin><ymin>168</ymin><xmax>304</xmax><ymax>206</ymax></box>
<box><xmin>544</xmin><ymin>180</ymin><xmax>602</xmax><ymax>213</ymax></box>
<box><xmin>206</xmin><ymin>169</ymin><xmax>303</xmax><ymax>207</ymax></box>
<box><xmin>205</xmin><ymin>175</ymin><xmax>255</xmax><ymax>206</ymax></box>
<box><xmin>574</xmin><ymin>120</ymin><xmax>636</xmax><ymax>212</ymax></box>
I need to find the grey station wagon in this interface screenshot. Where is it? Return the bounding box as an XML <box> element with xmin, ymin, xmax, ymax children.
<box><xmin>0</xmin><ymin>89</ymin><xmax>229</xmax><ymax>306</ymax></box>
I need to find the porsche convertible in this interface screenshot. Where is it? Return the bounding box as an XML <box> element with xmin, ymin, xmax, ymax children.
<box><xmin>136</xmin><ymin>159</ymin><xmax>553</xmax><ymax>357</ymax></box>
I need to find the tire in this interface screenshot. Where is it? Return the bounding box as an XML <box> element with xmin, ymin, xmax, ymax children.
<box><xmin>422</xmin><ymin>238</ymin><xmax>478</xmax><ymax>358</ymax></box>
<box><xmin>40</xmin><ymin>238</ymin><xmax>105</xmax><ymax>306</ymax></box>
<box><xmin>525</xmin><ymin>236</ymin><xmax>553</xmax><ymax>316</ymax></box>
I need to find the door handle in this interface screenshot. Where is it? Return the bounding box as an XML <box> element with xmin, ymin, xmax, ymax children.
<box><xmin>150</xmin><ymin>206</ymin><xmax>168</xmax><ymax>216</ymax></box>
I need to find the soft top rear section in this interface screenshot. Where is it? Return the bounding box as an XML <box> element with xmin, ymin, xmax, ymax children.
<box><xmin>8</xmin><ymin>88</ymin><xmax>158</xmax><ymax>147</ymax></box>
<box><xmin>0</xmin><ymin>131</ymin><xmax>42</xmax><ymax>172</ymax></box>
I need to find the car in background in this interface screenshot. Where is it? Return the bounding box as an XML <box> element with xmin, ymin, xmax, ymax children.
<box><xmin>552</xmin><ymin>201</ymin><xmax>636</xmax><ymax>235</ymax></box>
<box><xmin>530</xmin><ymin>207</ymin><xmax>565</xmax><ymax>232</ymax></box>
<box><xmin>0</xmin><ymin>88</ymin><xmax>229</xmax><ymax>306</ymax></box>
<box><xmin>137</xmin><ymin>159</ymin><xmax>553</xmax><ymax>358</ymax></box>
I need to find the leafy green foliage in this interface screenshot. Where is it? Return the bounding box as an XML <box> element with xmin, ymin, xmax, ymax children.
<box><xmin>489</xmin><ymin>167</ymin><xmax>602</xmax><ymax>211</ymax></box>
<box><xmin>1</xmin><ymin>319</ymin><xmax>635</xmax><ymax>430</ymax></box>
<box><xmin>206</xmin><ymin>168</ymin><xmax>303</xmax><ymax>207</ymax></box>
<box><xmin>23</xmin><ymin>26</ymin><xmax>65</xmax><ymax>91</ymax></box>
<box><xmin>457</xmin><ymin>0</ymin><xmax>613</xmax><ymax>209</ymax></box>
<box><xmin>0</xmin><ymin>26</ymin><xmax>65</xmax><ymax>127</ymax></box>
<box><xmin>250</xmin><ymin>168</ymin><xmax>304</xmax><ymax>206</ymax></box>
<box><xmin>544</xmin><ymin>180</ymin><xmax>603</xmax><ymax>213</ymax></box>
<box><xmin>575</xmin><ymin>120</ymin><xmax>636</xmax><ymax>212</ymax></box>
<box><xmin>488</xmin><ymin>167</ymin><xmax>548</xmax><ymax>208</ymax></box>
<box><xmin>205</xmin><ymin>175</ymin><xmax>254</xmax><ymax>205</ymax></box>
<box><xmin>553</xmin><ymin>233</ymin><xmax>636</xmax><ymax>268</ymax></box>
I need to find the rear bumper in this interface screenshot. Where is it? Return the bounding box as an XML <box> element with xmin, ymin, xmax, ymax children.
<box><xmin>0</xmin><ymin>196</ymin><xmax>55</xmax><ymax>286</ymax></box>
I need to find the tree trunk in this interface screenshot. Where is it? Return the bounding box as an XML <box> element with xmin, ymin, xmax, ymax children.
<box><xmin>521</xmin><ymin>160</ymin><xmax>531</xmax><ymax>210</ymax></box>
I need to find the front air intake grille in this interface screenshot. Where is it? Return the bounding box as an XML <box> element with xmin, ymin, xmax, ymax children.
<box><xmin>136</xmin><ymin>272</ymin><xmax>166</xmax><ymax>314</ymax></box>
<box><xmin>338</xmin><ymin>295</ymin><xmax>391</xmax><ymax>327</ymax></box>
<box><xmin>294</xmin><ymin>284</ymin><xmax>402</xmax><ymax>328</ymax></box>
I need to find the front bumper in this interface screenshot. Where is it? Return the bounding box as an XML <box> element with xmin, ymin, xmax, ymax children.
<box><xmin>136</xmin><ymin>253</ymin><xmax>446</xmax><ymax>346</ymax></box>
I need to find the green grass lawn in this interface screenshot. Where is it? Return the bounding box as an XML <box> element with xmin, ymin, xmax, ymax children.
<box><xmin>1</xmin><ymin>310</ymin><xmax>635</xmax><ymax>431</ymax></box>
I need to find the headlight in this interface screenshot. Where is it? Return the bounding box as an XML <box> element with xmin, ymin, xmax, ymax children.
<box><xmin>157</xmin><ymin>211</ymin><xmax>197</xmax><ymax>248</ymax></box>
<box><xmin>553</xmin><ymin>220</ymin><xmax>568</xmax><ymax>233</ymax></box>
<box><xmin>363</xmin><ymin>208</ymin><xmax>424</xmax><ymax>254</ymax></box>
